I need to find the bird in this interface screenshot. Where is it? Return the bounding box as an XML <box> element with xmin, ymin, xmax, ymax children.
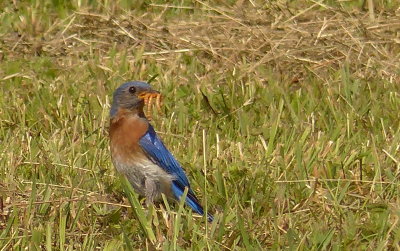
<box><xmin>109</xmin><ymin>81</ymin><xmax>213</xmax><ymax>222</ymax></box>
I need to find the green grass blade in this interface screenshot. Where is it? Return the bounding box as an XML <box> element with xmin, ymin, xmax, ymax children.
<box><xmin>120</xmin><ymin>176</ymin><xmax>156</xmax><ymax>244</ymax></box>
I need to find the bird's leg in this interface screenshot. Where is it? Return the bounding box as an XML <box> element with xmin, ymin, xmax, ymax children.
<box><xmin>144</xmin><ymin>178</ymin><xmax>160</xmax><ymax>206</ymax></box>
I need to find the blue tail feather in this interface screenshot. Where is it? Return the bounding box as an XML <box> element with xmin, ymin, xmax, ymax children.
<box><xmin>172</xmin><ymin>181</ymin><xmax>213</xmax><ymax>222</ymax></box>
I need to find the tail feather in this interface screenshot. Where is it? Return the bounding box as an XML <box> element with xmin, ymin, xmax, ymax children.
<box><xmin>172</xmin><ymin>181</ymin><xmax>213</xmax><ymax>222</ymax></box>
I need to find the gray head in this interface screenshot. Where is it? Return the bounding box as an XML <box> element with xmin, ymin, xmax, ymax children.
<box><xmin>110</xmin><ymin>81</ymin><xmax>159</xmax><ymax>118</ymax></box>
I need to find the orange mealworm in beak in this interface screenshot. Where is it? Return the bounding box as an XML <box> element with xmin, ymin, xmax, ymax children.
<box><xmin>146</xmin><ymin>95</ymin><xmax>153</xmax><ymax>118</ymax></box>
<box><xmin>138</xmin><ymin>92</ymin><xmax>163</xmax><ymax>120</ymax></box>
<box><xmin>155</xmin><ymin>93</ymin><xmax>162</xmax><ymax>111</ymax></box>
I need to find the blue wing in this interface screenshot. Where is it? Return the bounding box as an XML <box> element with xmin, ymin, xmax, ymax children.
<box><xmin>139</xmin><ymin>124</ymin><xmax>213</xmax><ymax>221</ymax></box>
<box><xmin>139</xmin><ymin>124</ymin><xmax>190</xmax><ymax>187</ymax></box>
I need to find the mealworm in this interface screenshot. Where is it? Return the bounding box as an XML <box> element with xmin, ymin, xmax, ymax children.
<box><xmin>155</xmin><ymin>93</ymin><xmax>162</xmax><ymax>111</ymax></box>
<box><xmin>141</xmin><ymin>93</ymin><xmax>162</xmax><ymax>120</ymax></box>
<box><xmin>146</xmin><ymin>95</ymin><xmax>154</xmax><ymax>119</ymax></box>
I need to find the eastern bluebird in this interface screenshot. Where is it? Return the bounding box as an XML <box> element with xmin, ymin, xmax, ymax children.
<box><xmin>109</xmin><ymin>81</ymin><xmax>213</xmax><ymax>222</ymax></box>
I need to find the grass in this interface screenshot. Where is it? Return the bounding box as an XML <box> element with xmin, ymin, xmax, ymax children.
<box><xmin>1</xmin><ymin>0</ymin><xmax>400</xmax><ymax>250</ymax></box>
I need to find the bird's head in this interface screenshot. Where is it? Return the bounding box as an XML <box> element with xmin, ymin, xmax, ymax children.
<box><xmin>110</xmin><ymin>81</ymin><xmax>161</xmax><ymax>118</ymax></box>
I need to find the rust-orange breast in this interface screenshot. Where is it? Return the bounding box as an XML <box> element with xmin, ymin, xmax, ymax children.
<box><xmin>109</xmin><ymin>108</ymin><xmax>149</xmax><ymax>162</ymax></box>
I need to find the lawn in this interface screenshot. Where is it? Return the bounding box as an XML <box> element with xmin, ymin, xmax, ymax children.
<box><xmin>0</xmin><ymin>0</ymin><xmax>400</xmax><ymax>250</ymax></box>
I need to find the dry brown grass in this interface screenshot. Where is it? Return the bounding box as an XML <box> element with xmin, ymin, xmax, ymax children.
<box><xmin>1</xmin><ymin>1</ymin><xmax>400</xmax><ymax>249</ymax></box>
<box><xmin>2</xmin><ymin>3</ymin><xmax>399</xmax><ymax>84</ymax></box>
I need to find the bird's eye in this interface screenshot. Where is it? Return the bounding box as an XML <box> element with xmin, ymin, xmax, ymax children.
<box><xmin>128</xmin><ymin>86</ymin><xmax>136</xmax><ymax>94</ymax></box>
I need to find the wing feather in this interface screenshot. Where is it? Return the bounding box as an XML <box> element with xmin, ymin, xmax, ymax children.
<box><xmin>139</xmin><ymin>125</ymin><xmax>190</xmax><ymax>187</ymax></box>
<box><xmin>139</xmin><ymin>124</ymin><xmax>213</xmax><ymax>221</ymax></box>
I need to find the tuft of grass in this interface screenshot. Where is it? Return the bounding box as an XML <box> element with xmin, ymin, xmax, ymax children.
<box><xmin>1</xmin><ymin>0</ymin><xmax>400</xmax><ymax>249</ymax></box>
<box><xmin>120</xmin><ymin>176</ymin><xmax>156</xmax><ymax>245</ymax></box>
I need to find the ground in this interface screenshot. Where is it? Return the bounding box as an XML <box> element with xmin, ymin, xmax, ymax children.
<box><xmin>0</xmin><ymin>0</ymin><xmax>400</xmax><ymax>250</ymax></box>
